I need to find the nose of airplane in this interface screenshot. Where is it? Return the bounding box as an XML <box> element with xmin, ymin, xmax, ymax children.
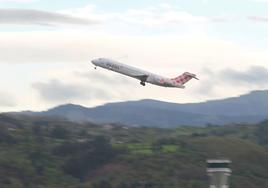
<box><xmin>91</xmin><ymin>59</ymin><xmax>97</xmax><ymax>65</ymax></box>
<box><xmin>91</xmin><ymin>58</ymin><xmax>104</xmax><ymax>66</ymax></box>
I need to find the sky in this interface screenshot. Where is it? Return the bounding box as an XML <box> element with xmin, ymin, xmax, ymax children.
<box><xmin>1</xmin><ymin>0</ymin><xmax>268</xmax><ymax>111</ymax></box>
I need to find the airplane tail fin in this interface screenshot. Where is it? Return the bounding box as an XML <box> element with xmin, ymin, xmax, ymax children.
<box><xmin>171</xmin><ymin>72</ymin><xmax>199</xmax><ymax>85</ymax></box>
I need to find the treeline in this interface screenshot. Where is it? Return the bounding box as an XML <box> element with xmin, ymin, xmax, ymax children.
<box><xmin>1</xmin><ymin>114</ymin><xmax>268</xmax><ymax>188</ymax></box>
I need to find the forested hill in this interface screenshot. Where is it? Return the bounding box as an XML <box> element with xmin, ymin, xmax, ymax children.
<box><xmin>1</xmin><ymin>114</ymin><xmax>268</xmax><ymax>188</ymax></box>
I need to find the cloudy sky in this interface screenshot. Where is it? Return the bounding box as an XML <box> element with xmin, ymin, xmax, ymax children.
<box><xmin>1</xmin><ymin>0</ymin><xmax>268</xmax><ymax>111</ymax></box>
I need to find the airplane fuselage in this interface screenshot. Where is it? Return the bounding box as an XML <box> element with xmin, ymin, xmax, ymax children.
<box><xmin>91</xmin><ymin>58</ymin><xmax>197</xmax><ymax>88</ymax></box>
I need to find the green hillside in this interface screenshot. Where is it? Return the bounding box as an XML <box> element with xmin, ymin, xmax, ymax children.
<box><xmin>1</xmin><ymin>114</ymin><xmax>268</xmax><ymax>188</ymax></box>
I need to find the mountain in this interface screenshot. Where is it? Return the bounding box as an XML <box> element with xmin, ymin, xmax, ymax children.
<box><xmin>26</xmin><ymin>90</ymin><xmax>268</xmax><ymax>127</ymax></box>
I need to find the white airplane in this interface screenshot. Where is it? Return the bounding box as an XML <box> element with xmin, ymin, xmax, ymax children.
<box><xmin>91</xmin><ymin>58</ymin><xmax>198</xmax><ymax>88</ymax></box>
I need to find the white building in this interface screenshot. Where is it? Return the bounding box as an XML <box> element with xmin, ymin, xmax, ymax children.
<box><xmin>207</xmin><ymin>159</ymin><xmax>232</xmax><ymax>188</ymax></box>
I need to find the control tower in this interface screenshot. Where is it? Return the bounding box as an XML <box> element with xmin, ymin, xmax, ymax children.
<box><xmin>207</xmin><ymin>159</ymin><xmax>232</xmax><ymax>188</ymax></box>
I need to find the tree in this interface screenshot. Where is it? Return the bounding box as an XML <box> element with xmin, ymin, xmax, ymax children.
<box><xmin>63</xmin><ymin>136</ymin><xmax>118</xmax><ymax>180</ymax></box>
<box><xmin>50</xmin><ymin>126</ymin><xmax>70</xmax><ymax>139</ymax></box>
<box><xmin>93</xmin><ymin>180</ymin><xmax>112</xmax><ymax>188</ymax></box>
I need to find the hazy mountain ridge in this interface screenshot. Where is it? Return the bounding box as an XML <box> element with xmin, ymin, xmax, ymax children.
<box><xmin>16</xmin><ymin>90</ymin><xmax>268</xmax><ymax>127</ymax></box>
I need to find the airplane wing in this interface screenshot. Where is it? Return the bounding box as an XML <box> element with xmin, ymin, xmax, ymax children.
<box><xmin>133</xmin><ymin>75</ymin><xmax>149</xmax><ymax>82</ymax></box>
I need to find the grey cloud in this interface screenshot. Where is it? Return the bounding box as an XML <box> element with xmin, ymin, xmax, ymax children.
<box><xmin>195</xmin><ymin>66</ymin><xmax>268</xmax><ymax>96</ymax></box>
<box><xmin>248</xmin><ymin>16</ymin><xmax>268</xmax><ymax>22</ymax></box>
<box><xmin>0</xmin><ymin>9</ymin><xmax>97</xmax><ymax>26</ymax></box>
<box><xmin>32</xmin><ymin>79</ymin><xmax>110</xmax><ymax>102</ymax></box>
<box><xmin>210</xmin><ymin>17</ymin><xmax>232</xmax><ymax>23</ymax></box>
<box><xmin>0</xmin><ymin>92</ymin><xmax>17</xmax><ymax>107</ymax></box>
<box><xmin>220</xmin><ymin>66</ymin><xmax>268</xmax><ymax>85</ymax></box>
<box><xmin>194</xmin><ymin>68</ymin><xmax>217</xmax><ymax>95</ymax></box>
<box><xmin>74</xmin><ymin>71</ymin><xmax>134</xmax><ymax>86</ymax></box>
<box><xmin>195</xmin><ymin>80</ymin><xmax>216</xmax><ymax>96</ymax></box>
<box><xmin>0</xmin><ymin>0</ymin><xmax>37</xmax><ymax>2</ymax></box>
